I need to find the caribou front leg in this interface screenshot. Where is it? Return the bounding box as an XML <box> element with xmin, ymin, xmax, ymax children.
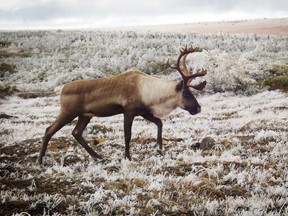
<box><xmin>141</xmin><ymin>113</ymin><xmax>163</xmax><ymax>156</ymax></box>
<box><xmin>123</xmin><ymin>111</ymin><xmax>135</xmax><ymax>160</ymax></box>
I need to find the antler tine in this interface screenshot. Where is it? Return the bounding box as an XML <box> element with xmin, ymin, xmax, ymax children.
<box><xmin>182</xmin><ymin>53</ymin><xmax>189</xmax><ymax>76</ymax></box>
<box><xmin>168</xmin><ymin>46</ymin><xmax>204</xmax><ymax>86</ymax></box>
<box><xmin>180</xmin><ymin>45</ymin><xmax>188</xmax><ymax>53</ymax></box>
<box><xmin>176</xmin><ymin>46</ymin><xmax>194</xmax><ymax>76</ymax></box>
<box><xmin>181</xmin><ymin>46</ymin><xmax>200</xmax><ymax>84</ymax></box>
<box><xmin>186</xmin><ymin>68</ymin><xmax>207</xmax><ymax>81</ymax></box>
<box><xmin>186</xmin><ymin>68</ymin><xmax>208</xmax><ymax>91</ymax></box>
<box><xmin>184</xmin><ymin>48</ymin><xmax>201</xmax><ymax>83</ymax></box>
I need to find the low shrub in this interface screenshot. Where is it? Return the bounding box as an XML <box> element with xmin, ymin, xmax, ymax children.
<box><xmin>0</xmin><ymin>62</ymin><xmax>16</xmax><ymax>75</ymax></box>
<box><xmin>263</xmin><ymin>76</ymin><xmax>288</xmax><ymax>92</ymax></box>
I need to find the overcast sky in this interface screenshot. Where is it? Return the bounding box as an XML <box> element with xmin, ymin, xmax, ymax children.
<box><xmin>0</xmin><ymin>0</ymin><xmax>288</xmax><ymax>29</ymax></box>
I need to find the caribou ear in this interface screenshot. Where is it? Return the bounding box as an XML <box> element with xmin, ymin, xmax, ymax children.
<box><xmin>176</xmin><ymin>80</ymin><xmax>184</xmax><ymax>92</ymax></box>
<box><xmin>189</xmin><ymin>81</ymin><xmax>207</xmax><ymax>91</ymax></box>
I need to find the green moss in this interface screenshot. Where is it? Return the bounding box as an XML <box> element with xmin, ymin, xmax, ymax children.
<box><xmin>37</xmin><ymin>71</ymin><xmax>47</xmax><ymax>81</ymax></box>
<box><xmin>270</xmin><ymin>64</ymin><xmax>288</xmax><ymax>76</ymax></box>
<box><xmin>0</xmin><ymin>50</ymin><xmax>32</xmax><ymax>58</ymax></box>
<box><xmin>0</xmin><ymin>62</ymin><xmax>16</xmax><ymax>75</ymax></box>
<box><xmin>0</xmin><ymin>84</ymin><xmax>19</xmax><ymax>98</ymax></box>
<box><xmin>18</xmin><ymin>50</ymin><xmax>33</xmax><ymax>58</ymax></box>
<box><xmin>148</xmin><ymin>61</ymin><xmax>171</xmax><ymax>75</ymax></box>
<box><xmin>263</xmin><ymin>76</ymin><xmax>288</xmax><ymax>92</ymax></box>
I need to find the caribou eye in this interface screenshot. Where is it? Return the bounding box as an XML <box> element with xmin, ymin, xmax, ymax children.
<box><xmin>182</xmin><ymin>89</ymin><xmax>192</xmax><ymax>98</ymax></box>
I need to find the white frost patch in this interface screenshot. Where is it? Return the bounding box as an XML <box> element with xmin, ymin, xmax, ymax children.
<box><xmin>255</xmin><ymin>130</ymin><xmax>279</xmax><ymax>141</ymax></box>
<box><xmin>1</xmin><ymin>90</ymin><xmax>287</xmax><ymax>215</ymax></box>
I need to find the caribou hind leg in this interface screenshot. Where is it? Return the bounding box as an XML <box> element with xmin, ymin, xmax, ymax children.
<box><xmin>39</xmin><ymin>112</ymin><xmax>76</xmax><ymax>165</ymax></box>
<box><xmin>72</xmin><ymin>115</ymin><xmax>102</xmax><ymax>160</ymax></box>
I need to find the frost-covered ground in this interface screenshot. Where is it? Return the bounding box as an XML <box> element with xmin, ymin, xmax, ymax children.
<box><xmin>0</xmin><ymin>90</ymin><xmax>287</xmax><ymax>215</ymax></box>
<box><xmin>0</xmin><ymin>29</ymin><xmax>288</xmax><ymax>215</ymax></box>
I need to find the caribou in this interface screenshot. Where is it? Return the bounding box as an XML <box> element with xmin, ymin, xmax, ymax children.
<box><xmin>38</xmin><ymin>46</ymin><xmax>207</xmax><ymax>164</ymax></box>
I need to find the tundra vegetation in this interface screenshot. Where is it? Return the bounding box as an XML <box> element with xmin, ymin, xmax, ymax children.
<box><xmin>0</xmin><ymin>30</ymin><xmax>287</xmax><ymax>215</ymax></box>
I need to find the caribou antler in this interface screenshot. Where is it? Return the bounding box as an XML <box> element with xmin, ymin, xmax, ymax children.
<box><xmin>168</xmin><ymin>46</ymin><xmax>207</xmax><ymax>90</ymax></box>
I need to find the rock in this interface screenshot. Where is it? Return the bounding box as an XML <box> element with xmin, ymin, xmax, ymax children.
<box><xmin>200</xmin><ymin>137</ymin><xmax>216</xmax><ymax>150</ymax></box>
<box><xmin>191</xmin><ymin>142</ymin><xmax>201</xmax><ymax>150</ymax></box>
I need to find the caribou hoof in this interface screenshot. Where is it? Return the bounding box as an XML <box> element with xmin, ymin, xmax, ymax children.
<box><xmin>157</xmin><ymin>149</ymin><xmax>164</xmax><ymax>156</ymax></box>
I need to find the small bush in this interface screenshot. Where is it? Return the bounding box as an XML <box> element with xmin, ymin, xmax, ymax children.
<box><xmin>0</xmin><ymin>41</ymin><xmax>11</xmax><ymax>48</ymax></box>
<box><xmin>37</xmin><ymin>71</ymin><xmax>47</xmax><ymax>81</ymax></box>
<box><xmin>264</xmin><ymin>76</ymin><xmax>288</xmax><ymax>92</ymax></box>
<box><xmin>0</xmin><ymin>83</ymin><xmax>18</xmax><ymax>98</ymax></box>
<box><xmin>147</xmin><ymin>61</ymin><xmax>171</xmax><ymax>75</ymax></box>
<box><xmin>269</xmin><ymin>64</ymin><xmax>288</xmax><ymax>76</ymax></box>
<box><xmin>0</xmin><ymin>50</ymin><xmax>32</xmax><ymax>58</ymax></box>
<box><xmin>0</xmin><ymin>62</ymin><xmax>16</xmax><ymax>76</ymax></box>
